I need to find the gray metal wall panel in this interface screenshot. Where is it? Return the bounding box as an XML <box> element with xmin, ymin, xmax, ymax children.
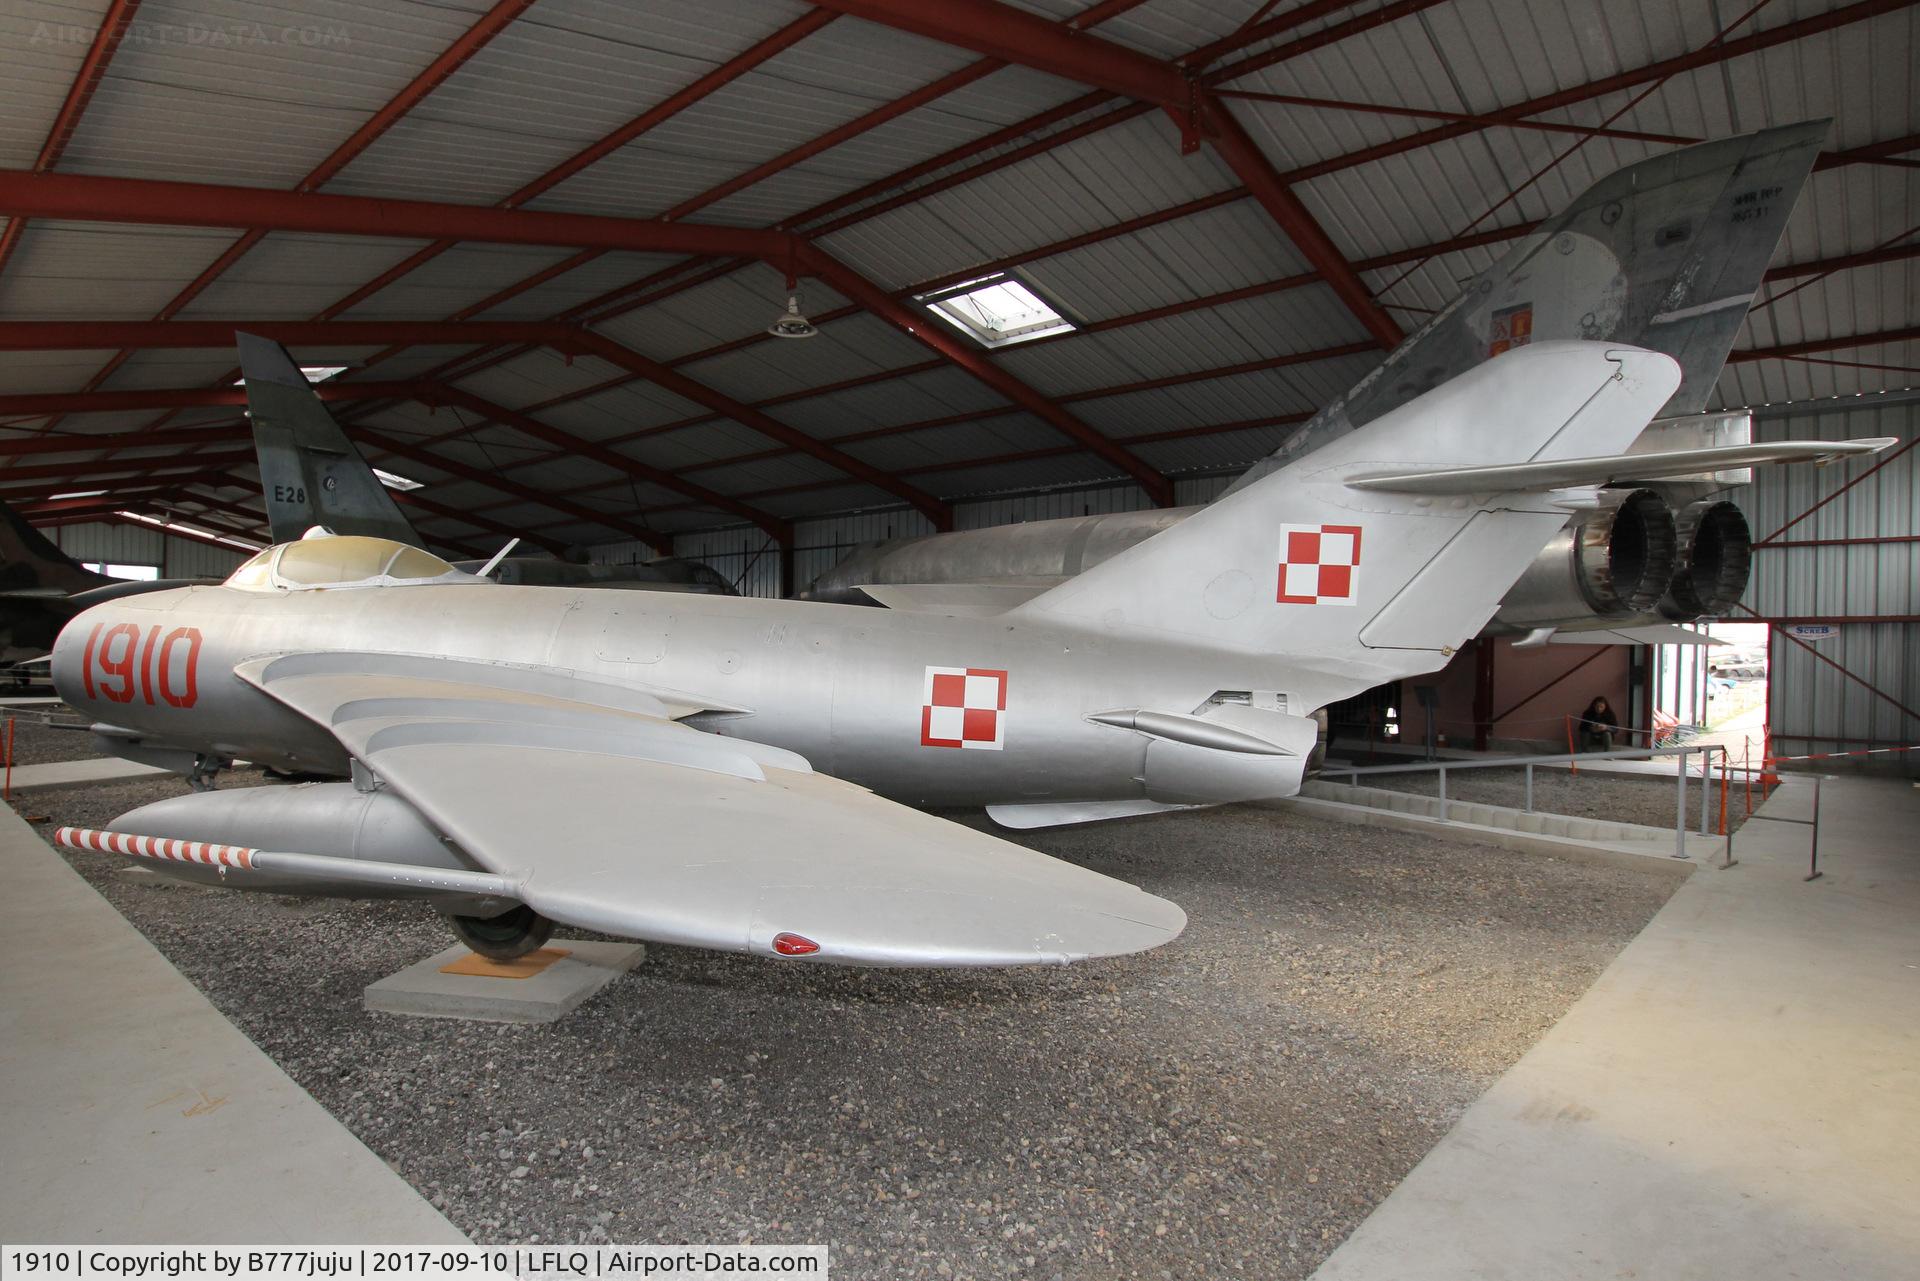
<box><xmin>1747</xmin><ymin>398</ymin><xmax>1919</xmax><ymax>769</ymax></box>
<box><xmin>49</xmin><ymin>521</ymin><xmax>250</xmax><ymax>578</ymax></box>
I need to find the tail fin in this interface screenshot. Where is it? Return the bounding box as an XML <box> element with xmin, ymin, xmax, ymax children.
<box><xmin>0</xmin><ymin>500</ymin><xmax>110</xmax><ymax>596</ymax></box>
<box><xmin>1015</xmin><ymin>342</ymin><xmax>1680</xmax><ymax>709</ymax></box>
<box><xmin>1222</xmin><ymin>121</ymin><xmax>1826</xmax><ymax>498</ymax></box>
<box><xmin>238</xmin><ymin>333</ymin><xmax>422</xmax><ymax>547</ymax></box>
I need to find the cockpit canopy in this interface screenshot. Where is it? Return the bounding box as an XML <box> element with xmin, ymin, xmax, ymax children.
<box><xmin>224</xmin><ymin>534</ymin><xmax>477</xmax><ymax>592</ymax></box>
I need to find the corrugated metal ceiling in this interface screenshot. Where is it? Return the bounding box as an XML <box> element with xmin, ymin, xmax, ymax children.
<box><xmin>0</xmin><ymin>0</ymin><xmax>1910</xmax><ymax>554</ymax></box>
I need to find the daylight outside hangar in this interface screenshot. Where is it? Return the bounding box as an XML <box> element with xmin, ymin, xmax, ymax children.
<box><xmin>0</xmin><ymin>0</ymin><xmax>1915</xmax><ymax>1272</ymax></box>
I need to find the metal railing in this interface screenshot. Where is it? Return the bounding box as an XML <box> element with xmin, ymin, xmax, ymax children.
<box><xmin>1320</xmin><ymin>741</ymin><xmax>1735</xmax><ymax>866</ymax></box>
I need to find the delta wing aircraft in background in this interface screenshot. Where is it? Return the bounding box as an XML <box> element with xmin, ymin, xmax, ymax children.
<box><xmin>806</xmin><ymin>123</ymin><xmax>1829</xmax><ymax>647</ymax></box>
<box><xmin>240</xmin><ymin>333</ymin><xmax>736</xmax><ymax>595</ymax></box>
<box><xmin>48</xmin><ymin>341</ymin><xmax>1887</xmax><ymax>968</ymax></box>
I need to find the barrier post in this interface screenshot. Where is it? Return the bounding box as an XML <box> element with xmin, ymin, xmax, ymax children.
<box><xmin>1744</xmin><ymin>740</ymin><xmax>1752</xmax><ymax>816</ymax></box>
<box><xmin>1675</xmin><ymin>749</ymin><xmax>1689</xmax><ymax>859</ymax></box>
<box><xmin>1804</xmin><ymin>777</ymin><xmax>1824</xmax><ymax>882</ymax></box>
<box><xmin>1567</xmin><ymin>715</ymin><xmax>1577</xmax><ymax>776</ymax></box>
<box><xmin>3</xmin><ymin>716</ymin><xmax>11</xmax><ymax>802</ymax></box>
<box><xmin>1717</xmin><ymin>744</ymin><xmax>1738</xmax><ymax>869</ymax></box>
<box><xmin>1700</xmin><ymin>753</ymin><xmax>1711</xmax><ymax>835</ymax></box>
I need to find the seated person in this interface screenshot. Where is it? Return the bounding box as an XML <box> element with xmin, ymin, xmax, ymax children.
<box><xmin>1579</xmin><ymin>696</ymin><xmax>1619</xmax><ymax>752</ymax></box>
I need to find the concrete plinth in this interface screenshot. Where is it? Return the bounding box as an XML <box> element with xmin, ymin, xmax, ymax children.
<box><xmin>365</xmin><ymin>941</ymin><xmax>645</xmax><ymax>1023</ymax></box>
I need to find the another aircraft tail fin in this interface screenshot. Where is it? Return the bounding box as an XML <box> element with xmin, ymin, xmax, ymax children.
<box><xmin>0</xmin><ymin>499</ymin><xmax>110</xmax><ymax>595</ymax></box>
<box><xmin>1012</xmin><ymin>342</ymin><xmax>1681</xmax><ymax>711</ymax></box>
<box><xmin>238</xmin><ymin>333</ymin><xmax>422</xmax><ymax>547</ymax></box>
<box><xmin>1222</xmin><ymin>120</ymin><xmax>1828</xmax><ymax>497</ymax></box>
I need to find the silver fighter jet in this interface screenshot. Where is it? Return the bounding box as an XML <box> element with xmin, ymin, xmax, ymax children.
<box><xmin>49</xmin><ymin>342</ymin><xmax>1886</xmax><ymax>967</ymax></box>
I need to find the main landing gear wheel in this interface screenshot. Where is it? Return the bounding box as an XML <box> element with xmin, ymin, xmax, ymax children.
<box><xmin>448</xmin><ymin>904</ymin><xmax>555</xmax><ymax>961</ymax></box>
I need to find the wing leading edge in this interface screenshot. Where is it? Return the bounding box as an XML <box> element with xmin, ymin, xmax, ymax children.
<box><xmin>235</xmin><ymin>652</ymin><xmax>1186</xmax><ymax>967</ymax></box>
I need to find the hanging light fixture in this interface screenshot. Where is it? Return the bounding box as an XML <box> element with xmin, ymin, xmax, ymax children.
<box><xmin>767</xmin><ymin>262</ymin><xmax>817</xmax><ymax>339</ymax></box>
<box><xmin>768</xmin><ymin>290</ymin><xmax>817</xmax><ymax>339</ymax></box>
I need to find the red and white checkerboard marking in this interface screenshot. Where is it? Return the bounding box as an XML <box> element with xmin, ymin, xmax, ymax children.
<box><xmin>1277</xmin><ymin>523</ymin><xmax>1363</xmax><ymax>605</ymax></box>
<box><xmin>921</xmin><ymin>666</ymin><xmax>1007</xmax><ymax>750</ymax></box>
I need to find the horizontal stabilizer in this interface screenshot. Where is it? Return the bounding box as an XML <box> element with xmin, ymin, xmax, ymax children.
<box><xmin>1549</xmin><ymin>624</ymin><xmax>1726</xmax><ymax>646</ymax></box>
<box><xmin>1347</xmin><ymin>438</ymin><xmax>1896</xmax><ymax>494</ymax></box>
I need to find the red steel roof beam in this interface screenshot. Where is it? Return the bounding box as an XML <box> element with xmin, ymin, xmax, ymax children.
<box><xmin>58</xmin><ymin>0</ymin><xmax>537</xmax><ymax>404</ymax></box>
<box><xmin>0</xmin><ymin>451</ymin><xmax>257</xmax><ymax>484</ymax></box>
<box><xmin>1728</xmin><ymin>326</ymin><xmax>1920</xmax><ymax>362</ymax></box>
<box><xmin>0</xmin><ymin>377</ymin><xmax>790</xmax><ymax>536</ymax></box>
<box><xmin>351</xmin><ymin>428</ymin><xmax>665</xmax><ymax>554</ymax></box>
<box><xmin>1262</xmin><ymin>0</ymin><xmax>1913</xmax><ymax>191</ymax></box>
<box><xmin>293</xmin><ymin>8</ymin><xmax>843</xmax><ymax>349</ymax></box>
<box><xmin>417</xmin><ymin>385</ymin><xmax>791</xmax><ymax>542</ymax></box>
<box><xmin>412</xmin><ymin>231</ymin><xmax>1915</xmax><ymax>517</ymax></box>
<box><xmin>0</xmin><ymin>0</ymin><xmax>145</xmax><ymax>284</ymax></box>
<box><xmin>0</xmin><ymin>320</ymin><xmax>945</xmax><ymax>525</ymax></box>
<box><xmin>0</xmin><ymin>171</ymin><xmax>800</xmax><ymax>263</ymax></box>
<box><xmin>566</xmin><ymin>331</ymin><xmax>952</xmax><ymax>529</ymax></box>
<box><xmin>809</xmin><ymin>0</ymin><xmax>1402</xmax><ymax>347</ymax></box>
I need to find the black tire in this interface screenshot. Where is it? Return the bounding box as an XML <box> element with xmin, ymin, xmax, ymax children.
<box><xmin>448</xmin><ymin>904</ymin><xmax>555</xmax><ymax>961</ymax></box>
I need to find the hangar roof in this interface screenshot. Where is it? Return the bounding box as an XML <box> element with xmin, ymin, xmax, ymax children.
<box><xmin>0</xmin><ymin>0</ymin><xmax>1913</xmax><ymax>557</ymax></box>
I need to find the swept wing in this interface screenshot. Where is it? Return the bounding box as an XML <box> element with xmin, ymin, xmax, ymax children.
<box><xmin>231</xmin><ymin>651</ymin><xmax>1185</xmax><ymax>967</ymax></box>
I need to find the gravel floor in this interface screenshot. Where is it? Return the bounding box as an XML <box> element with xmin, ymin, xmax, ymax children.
<box><xmin>26</xmin><ymin>771</ymin><xmax>1678</xmax><ymax>1278</ymax></box>
<box><xmin>0</xmin><ymin>704</ymin><xmax>101</xmax><ymax>767</ymax></box>
<box><xmin>1355</xmin><ymin>764</ymin><xmax>1747</xmax><ymax>833</ymax></box>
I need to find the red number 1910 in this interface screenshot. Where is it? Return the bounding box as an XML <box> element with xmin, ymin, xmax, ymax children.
<box><xmin>80</xmin><ymin>623</ymin><xmax>202</xmax><ymax>708</ymax></box>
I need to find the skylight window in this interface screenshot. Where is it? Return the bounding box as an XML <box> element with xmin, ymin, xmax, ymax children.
<box><xmin>229</xmin><ymin>365</ymin><xmax>347</xmax><ymax>386</ymax></box>
<box><xmin>373</xmin><ymin>468</ymin><xmax>424</xmax><ymax>492</ymax></box>
<box><xmin>116</xmin><ymin>510</ymin><xmax>263</xmax><ymax>552</ymax></box>
<box><xmin>914</xmin><ymin>272</ymin><xmax>1076</xmax><ymax>348</ymax></box>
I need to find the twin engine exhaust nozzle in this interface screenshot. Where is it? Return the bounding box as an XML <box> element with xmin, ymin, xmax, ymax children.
<box><xmin>1492</xmin><ymin>490</ymin><xmax>1752</xmax><ymax>634</ymax></box>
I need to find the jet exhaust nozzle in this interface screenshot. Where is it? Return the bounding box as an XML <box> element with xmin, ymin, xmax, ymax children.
<box><xmin>1658</xmin><ymin>499</ymin><xmax>1752</xmax><ymax>620</ymax></box>
<box><xmin>1492</xmin><ymin>488</ymin><xmax>1678</xmax><ymax>628</ymax></box>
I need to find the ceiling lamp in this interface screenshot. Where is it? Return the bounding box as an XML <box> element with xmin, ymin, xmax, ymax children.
<box><xmin>768</xmin><ymin>291</ymin><xmax>818</xmax><ymax>340</ymax></box>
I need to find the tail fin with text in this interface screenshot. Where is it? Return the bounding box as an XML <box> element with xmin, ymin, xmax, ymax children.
<box><xmin>238</xmin><ymin>333</ymin><xmax>422</xmax><ymax>547</ymax></box>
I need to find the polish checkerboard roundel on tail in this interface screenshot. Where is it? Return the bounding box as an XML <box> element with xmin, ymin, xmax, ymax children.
<box><xmin>1277</xmin><ymin>524</ymin><xmax>1362</xmax><ymax>605</ymax></box>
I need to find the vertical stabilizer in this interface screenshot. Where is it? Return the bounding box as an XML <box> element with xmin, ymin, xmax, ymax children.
<box><xmin>238</xmin><ymin>333</ymin><xmax>421</xmax><ymax>546</ymax></box>
<box><xmin>1015</xmin><ymin>342</ymin><xmax>1682</xmax><ymax>711</ymax></box>
<box><xmin>1223</xmin><ymin>120</ymin><xmax>1827</xmax><ymax>497</ymax></box>
<box><xmin>0</xmin><ymin>500</ymin><xmax>111</xmax><ymax>595</ymax></box>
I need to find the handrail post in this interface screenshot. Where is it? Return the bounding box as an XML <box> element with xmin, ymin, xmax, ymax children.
<box><xmin>1804</xmin><ymin>776</ymin><xmax>1824</xmax><ymax>882</ymax></box>
<box><xmin>1675</xmin><ymin>747</ymin><xmax>1689</xmax><ymax>859</ymax></box>
<box><xmin>1699</xmin><ymin>751</ymin><xmax>1711</xmax><ymax>835</ymax></box>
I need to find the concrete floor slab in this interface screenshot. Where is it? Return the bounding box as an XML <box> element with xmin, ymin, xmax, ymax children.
<box><xmin>365</xmin><ymin>942</ymin><xmax>647</xmax><ymax>1023</ymax></box>
<box><xmin>5</xmin><ymin>756</ymin><xmax>173</xmax><ymax>793</ymax></box>
<box><xmin>0</xmin><ymin>805</ymin><xmax>463</xmax><ymax>1244</ymax></box>
<box><xmin>1311</xmin><ymin>775</ymin><xmax>1920</xmax><ymax>1281</ymax></box>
